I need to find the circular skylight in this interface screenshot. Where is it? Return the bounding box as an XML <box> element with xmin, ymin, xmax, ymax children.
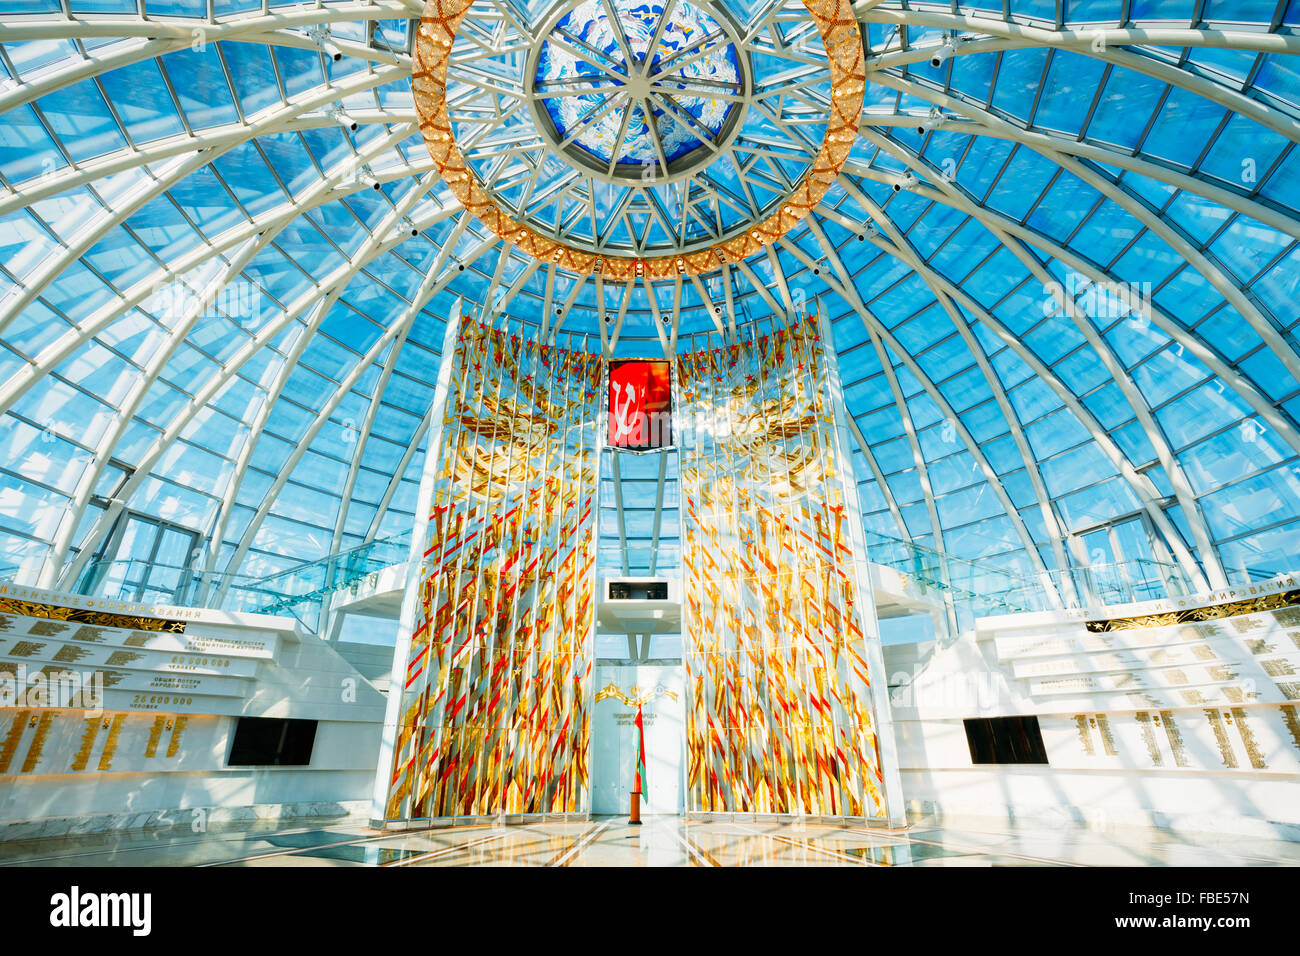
<box><xmin>533</xmin><ymin>0</ymin><xmax>744</xmax><ymax>172</ymax></box>
<box><xmin>425</xmin><ymin>0</ymin><xmax>858</xmax><ymax>274</ymax></box>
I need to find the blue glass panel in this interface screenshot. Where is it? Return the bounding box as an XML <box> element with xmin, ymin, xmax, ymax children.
<box><xmin>1153</xmin><ymin>266</ymin><xmax>1224</xmax><ymax>323</ymax></box>
<box><xmin>1182</xmin><ymin>420</ymin><xmax>1290</xmax><ymax>496</ymax></box>
<box><xmin>985</xmin><ymin>148</ymin><xmax>1057</xmax><ymax>222</ymax></box>
<box><xmin>1065</xmin><ymin>0</ymin><xmax>1124</xmax><ymax>22</ymax></box>
<box><xmin>1209</xmin><ymin>214</ymin><xmax>1292</xmax><ymax>283</ymax></box>
<box><xmin>96</xmin><ymin>60</ymin><xmax>186</xmax><ymax>144</ymax></box>
<box><xmin>1202</xmin><ymin>463</ymin><xmax>1300</xmax><ymax>540</ymax></box>
<box><xmin>1069</xmin><ymin>202</ymin><xmax>1142</xmax><ymax>267</ymax></box>
<box><xmin>1055</xmin><ymin>476</ymin><xmax>1141</xmax><ymax>532</ymax></box>
<box><xmin>1033</xmin><ymin>52</ymin><xmax>1107</xmax><ymax>136</ymax></box>
<box><xmin>221</xmin><ymin>42</ymin><xmax>284</xmax><ymax>116</ymax></box>
<box><xmin>32</xmin><ymin>81</ymin><xmax>128</xmax><ymax>164</ymax></box>
<box><xmin>1027</xmin><ymin>173</ymin><xmax>1101</xmax><ymax>240</ymax></box>
<box><xmin>1111</xmin><ymin>419</ymin><xmax>1158</xmax><ymax>465</ymax></box>
<box><xmin>1201</xmin><ymin>0</ymin><xmax>1279</xmax><ymax>22</ymax></box>
<box><xmin>1254</xmin><ymin>53</ymin><xmax>1300</xmax><ymax>113</ymax></box>
<box><xmin>1199</xmin><ymin>115</ymin><xmax>1288</xmax><ymax>188</ymax></box>
<box><xmin>1238</xmin><ymin>348</ymin><xmax>1300</xmax><ymax>402</ymax></box>
<box><xmin>1140</xmin><ymin>87</ymin><xmax>1227</xmax><ymax>168</ymax></box>
<box><xmin>1192</xmin><ymin>305</ymin><xmax>1258</xmax><ymax>362</ymax></box>
<box><xmin>957</xmin><ymin>399</ymin><xmax>1009</xmax><ymax>445</ymax></box>
<box><xmin>0</xmin><ymin>104</ymin><xmax>69</xmax><ymax>183</ymax></box>
<box><xmin>1110</xmin><ymin>230</ymin><xmax>1181</xmax><ymax>289</ymax></box>
<box><xmin>948</xmin><ymin>46</ymin><xmax>997</xmax><ymax>104</ymax></box>
<box><xmin>1041</xmin><ymin>443</ymin><xmax>1119</xmax><ymax>497</ymax></box>
<box><xmin>955</xmin><ymin>137</ymin><xmax>1015</xmax><ymax>202</ymax></box>
<box><xmin>1220</xmin><ymin>521</ymin><xmax>1300</xmax><ymax>579</ymax></box>
<box><xmin>1081</xmin><ymin>381</ymin><xmax>1132</xmax><ymax>430</ymax></box>
<box><xmin>158</xmin><ymin>46</ymin><xmax>241</xmax><ymax>129</ymax></box>
<box><xmin>1156</xmin><ymin>379</ymin><xmax>1251</xmax><ymax>448</ymax></box>
<box><xmin>1086</xmin><ymin>70</ymin><xmax>1166</xmax><ymax>149</ymax></box>
<box><xmin>1186</xmin><ymin>46</ymin><xmax>1261</xmax><ymax>86</ymax></box>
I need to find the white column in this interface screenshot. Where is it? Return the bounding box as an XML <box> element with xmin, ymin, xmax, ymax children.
<box><xmin>817</xmin><ymin>307</ymin><xmax>908</xmax><ymax>827</ymax></box>
<box><xmin>368</xmin><ymin>298</ymin><xmax>463</xmax><ymax>826</ymax></box>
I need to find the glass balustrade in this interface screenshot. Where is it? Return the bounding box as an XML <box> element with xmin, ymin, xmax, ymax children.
<box><xmin>62</xmin><ymin>525</ymin><xmax>1191</xmax><ymax>638</ymax></box>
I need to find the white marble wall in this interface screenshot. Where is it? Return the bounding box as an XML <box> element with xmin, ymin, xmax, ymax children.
<box><xmin>884</xmin><ymin>573</ymin><xmax>1300</xmax><ymax>839</ymax></box>
<box><xmin>0</xmin><ymin>583</ymin><xmax>388</xmax><ymax>836</ymax></box>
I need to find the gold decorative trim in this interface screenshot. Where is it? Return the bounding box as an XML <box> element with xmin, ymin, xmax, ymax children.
<box><xmin>412</xmin><ymin>0</ymin><xmax>866</xmax><ymax>278</ymax></box>
<box><xmin>0</xmin><ymin>597</ymin><xmax>185</xmax><ymax>633</ymax></box>
<box><xmin>1085</xmin><ymin>589</ymin><xmax>1300</xmax><ymax>632</ymax></box>
<box><xmin>594</xmin><ymin>681</ymin><xmax>679</xmax><ymax>707</ymax></box>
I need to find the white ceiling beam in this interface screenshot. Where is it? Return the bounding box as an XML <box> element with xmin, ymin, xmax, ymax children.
<box><xmin>866</xmin><ymin>31</ymin><xmax>1300</xmax><ymax>145</ymax></box>
<box><xmin>797</xmin><ymin>219</ymin><xmax>1061</xmax><ymax>601</ymax></box>
<box><xmin>328</xmin><ymin>211</ymin><xmax>473</xmax><ymax>560</ymax></box>
<box><xmin>0</xmin><ymin>83</ymin><xmax>415</xmax><ymax>338</ymax></box>
<box><xmin>55</xmin><ymin>185</ymin><xmax>465</xmax><ymax>590</ymax></box>
<box><xmin>0</xmin><ymin>123</ymin><xmax>446</xmax><ymax>418</ymax></box>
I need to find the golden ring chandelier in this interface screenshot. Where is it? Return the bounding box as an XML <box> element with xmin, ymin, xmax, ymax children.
<box><xmin>413</xmin><ymin>0</ymin><xmax>867</xmax><ymax>280</ymax></box>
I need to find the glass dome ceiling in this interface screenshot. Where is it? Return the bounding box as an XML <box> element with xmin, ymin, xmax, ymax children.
<box><xmin>0</xmin><ymin>0</ymin><xmax>1299</xmax><ymax>617</ymax></box>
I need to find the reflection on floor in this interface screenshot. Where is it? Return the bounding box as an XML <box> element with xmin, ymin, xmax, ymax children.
<box><xmin>3</xmin><ymin>814</ymin><xmax>1299</xmax><ymax>867</ymax></box>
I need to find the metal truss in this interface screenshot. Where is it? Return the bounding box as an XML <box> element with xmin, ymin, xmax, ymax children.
<box><xmin>435</xmin><ymin>0</ymin><xmax>839</xmax><ymax>259</ymax></box>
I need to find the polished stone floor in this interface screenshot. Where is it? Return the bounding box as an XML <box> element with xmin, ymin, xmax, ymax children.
<box><xmin>3</xmin><ymin>814</ymin><xmax>1300</xmax><ymax>866</ymax></box>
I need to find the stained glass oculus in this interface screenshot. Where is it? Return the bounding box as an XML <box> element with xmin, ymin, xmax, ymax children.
<box><xmin>532</xmin><ymin>0</ymin><xmax>746</xmax><ymax>174</ymax></box>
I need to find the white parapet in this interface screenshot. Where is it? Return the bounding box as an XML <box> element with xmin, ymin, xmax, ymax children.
<box><xmin>0</xmin><ymin>581</ymin><xmax>388</xmax><ymax>837</ymax></box>
<box><xmin>883</xmin><ymin>572</ymin><xmax>1300</xmax><ymax>840</ymax></box>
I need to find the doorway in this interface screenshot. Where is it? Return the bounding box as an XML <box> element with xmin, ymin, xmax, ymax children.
<box><xmin>590</xmin><ymin>659</ymin><xmax>685</xmax><ymax>815</ymax></box>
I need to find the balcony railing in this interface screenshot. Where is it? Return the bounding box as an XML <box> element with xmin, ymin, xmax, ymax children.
<box><xmin>72</xmin><ymin>531</ymin><xmax>412</xmax><ymax>632</ymax></box>
<box><xmin>863</xmin><ymin>528</ymin><xmax>1192</xmax><ymax>630</ymax></box>
<box><xmin>64</xmin><ymin>525</ymin><xmax>1193</xmax><ymax>637</ymax></box>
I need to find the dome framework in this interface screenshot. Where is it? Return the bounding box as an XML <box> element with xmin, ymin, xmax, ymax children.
<box><xmin>0</xmin><ymin>0</ymin><xmax>1297</xmax><ymax>622</ymax></box>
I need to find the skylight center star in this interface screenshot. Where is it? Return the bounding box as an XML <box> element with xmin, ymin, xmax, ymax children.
<box><xmin>622</xmin><ymin>73</ymin><xmax>653</xmax><ymax>100</ymax></box>
<box><xmin>530</xmin><ymin>0</ymin><xmax>747</xmax><ymax>179</ymax></box>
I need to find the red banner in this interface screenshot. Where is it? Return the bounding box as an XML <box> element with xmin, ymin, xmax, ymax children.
<box><xmin>608</xmin><ymin>360</ymin><xmax>672</xmax><ymax>449</ymax></box>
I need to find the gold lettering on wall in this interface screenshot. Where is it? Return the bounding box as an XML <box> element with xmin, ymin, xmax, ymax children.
<box><xmin>97</xmin><ymin>713</ymin><xmax>125</xmax><ymax>771</ymax></box>
<box><xmin>1204</xmin><ymin>709</ymin><xmax>1238</xmax><ymax>769</ymax></box>
<box><xmin>20</xmin><ymin>711</ymin><xmax>53</xmax><ymax>773</ymax></box>
<box><xmin>167</xmin><ymin>715</ymin><xmax>187</xmax><ymax>757</ymax></box>
<box><xmin>1159</xmin><ymin>711</ymin><xmax>1190</xmax><ymax>767</ymax></box>
<box><xmin>1228</xmin><ymin>708</ymin><xmax>1266</xmax><ymax>770</ymax></box>
<box><xmin>1262</xmin><ymin>658</ymin><xmax>1296</xmax><ymax>677</ymax></box>
<box><xmin>0</xmin><ymin>709</ymin><xmax>28</xmax><ymax>773</ymax></box>
<box><xmin>1135</xmin><ymin>712</ymin><xmax>1162</xmax><ymax>766</ymax></box>
<box><xmin>1095</xmin><ymin>714</ymin><xmax>1118</xmax><ymax>756</ymax></box>
<box><xmin>1074</xmin><ymin>715</ymin><xmax>1093</xmax><ymax>756</ymax></box>
<box><xmin>145</xmin><ymin>715</ymin><xmax>166</xmax><ymax>758</ymax></box>
<box><xmin>71</xmin><ymin>716</ymin><xmax>100</xmax><ymax>772</ymax></box>
<box><xmin>1280</xmin><ymin>704</ymin><xmax>1300</xmax><ymax>755</ymax></box>
<box><xmin>71</xmin><ymin>626</ymin><xmax>108</xmax><ymax>643</ymax></box>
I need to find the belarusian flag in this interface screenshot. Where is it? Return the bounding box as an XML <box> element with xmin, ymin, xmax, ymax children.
<box><xmin>634</xmin><ymin>703</ymin><xmax>648</xmax><ymax>798</ymax></box>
